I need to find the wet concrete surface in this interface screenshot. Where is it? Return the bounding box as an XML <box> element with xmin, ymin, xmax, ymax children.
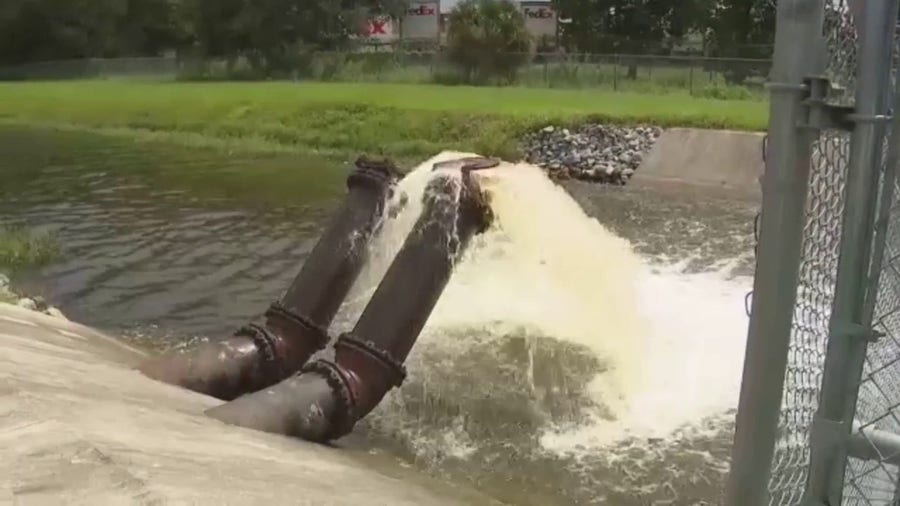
<box><xmin>0</xmin><ymin>303</ymin><xmax>501</xmax><ymax>505</ymax></box>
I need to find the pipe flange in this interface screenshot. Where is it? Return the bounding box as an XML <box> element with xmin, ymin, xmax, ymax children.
<box><xmin>461</xmin><ymin>157</ymin><xmax>500</xmax><ymax>172</ymax></box>
<box><xmin>432</xmin><ymin>157</ymin><xmax>500</xmax><ymax>173</ymax></box>
<box><xmin>234</xmin><ymin>323</ymin><xmax>282</xmax><ymax>374</ymax></box>
<box><xmin>348</xmin><ymin>157</ymin><xmax>401</xmax><ymax>192</ymax></box>
<box><xmin>300</xmin><ymin>359</ymin><xmax>356</xmax><ymax>441</ymax></box>
<box><xmin>265</xmin><ymin>302</ymin><xmax>330</xmax><ymax>350</ymax></box>
<box><xmin>335</xmin><ymin>332</ymin><xmax>408</xmax><ymax>387</ymax></box>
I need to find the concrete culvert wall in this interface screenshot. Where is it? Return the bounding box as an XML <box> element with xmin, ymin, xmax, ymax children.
<box><xmin>630</xmin><ymin>128</ymin><xmax>765</xmax><ymax>201</ymax></box>
<box><xmin>0</xmin><ymin>303</ymin><xmax>498</xmax><ymax>505</ymax></box>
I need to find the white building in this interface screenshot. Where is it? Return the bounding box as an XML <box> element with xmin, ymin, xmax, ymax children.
<box><xmin>358</xmin><ymin>0</ymin><xmax>557</xmax><ymax>47</ymax></box>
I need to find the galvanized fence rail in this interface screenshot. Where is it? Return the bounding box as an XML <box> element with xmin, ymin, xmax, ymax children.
<box><xmin>726</xmin><ymin>0</ymin><xmax>900</xmax><ymax>505</ymax></box>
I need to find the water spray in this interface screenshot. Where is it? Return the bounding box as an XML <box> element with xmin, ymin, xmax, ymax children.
<box><xmin>205</xmin><ymin>157</ymin><xmax>498</xmax><ymax>441</ymax></box>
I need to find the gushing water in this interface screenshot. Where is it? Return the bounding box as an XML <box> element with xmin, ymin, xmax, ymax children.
<box><xmin>346</xmin><ymin>152</ymin><xmax>646</xmax><ymax>404</ymax></box>
<box><xmin>335</xmin><ymin>152</ymin><xmax>752</xmax><ymax>503</ymax></box>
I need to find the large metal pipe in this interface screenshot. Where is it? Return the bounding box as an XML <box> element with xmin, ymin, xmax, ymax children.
<box><xmin>206</xmin><ymin>160</ymin><xmax>496</xmax><ymax>441</ymax></box>
<box><xmin>138</xmin><ymin>158</ymin><xmax>400</xmax><ymax>400</ymax></box>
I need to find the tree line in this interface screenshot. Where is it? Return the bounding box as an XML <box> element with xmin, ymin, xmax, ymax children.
<box><xmin>0</xmin><ymin>0</ymin><xmax>406</xmax><ymax>68</ymax></box>
<box><xmin>555</xmin><ymin>0</ymin><xmax>776</xmax><ymax>59</ymax></box>
<box><xmin>0</xmin><ymin>0</ymin><xmax>780</xmax><ymax>66</ymax></box>
<box><xmin>9</xmin><ymin>0</ymin><xmax>864</xmax><ymax>81</ymax></box>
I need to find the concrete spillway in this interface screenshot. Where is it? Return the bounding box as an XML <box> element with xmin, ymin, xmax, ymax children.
<box><xmin>632</xmin><ymin>127</ymin><xmax>766</xmax><ymax>201</ymax></box>
<box><xmin>0</xmin><ymin>302</ymin><xmax>497</xmax><ymax>505</ymax></box>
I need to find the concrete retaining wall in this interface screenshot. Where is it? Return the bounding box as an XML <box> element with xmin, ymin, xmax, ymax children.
<box><xmin>632</xmin><ymin>128</ymin><xmax>765</xmax><ymax>201</ymax></box>
<box><xmin>0</xmin><ymin>303</ymin><xmax>494</xmax><ymax>505</ymax></box>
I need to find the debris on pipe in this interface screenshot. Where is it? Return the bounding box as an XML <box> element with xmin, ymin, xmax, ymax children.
<box><xmin>137</xmin><ymin>157</ymin><xmax>400</xmax><ymax>400</ymax></box>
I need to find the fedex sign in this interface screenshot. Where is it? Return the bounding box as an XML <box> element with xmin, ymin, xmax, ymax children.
<box><xmin>402</xmin><ymin>1</ymin><xmax>439</xmax><ymax>40</ymax></box>
<box><xmin>360</xmin><ymin>15</ymin><xmax>397</xmax><ymax>42</ymax></box>
<box><xmin>407</xmin><ymin>4</ymin><xmax>436</xmax><ymax>16</ymax></box>
<box><xmin>520</xmin><ymin>2</ymin><xmax>557</xmax><ymax>38</ymax></box>
<box><xmin>524</xmin><ymin>6</ymin><xmax>554</xmax><ymax>19</ymax></box>
<box><xmin>364</xmin><ymin>18</ymin><xmax>388</xmax><ymax>35</ymax></box>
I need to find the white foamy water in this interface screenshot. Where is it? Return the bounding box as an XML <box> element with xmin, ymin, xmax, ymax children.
<box><xmin>542</xmin><ymin>266</ymin><xmax>751</xmax><ymax>452</ymax></box>
<box><xmin>343</xmin><ymin>151</ymin><xmax>751</xmax><ymax>455</ymax></box>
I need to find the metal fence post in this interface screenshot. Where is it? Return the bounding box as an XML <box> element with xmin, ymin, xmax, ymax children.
<box><xmin>859</xmin><ymin>28</ymin><xmax>900</xmax><ymax>345</ymax></box>
<box><xmin>801</xmin><ymin>0</ymin><xmax>900</xmax><ymax>503</ymax></box>
<box><xmin>613</xmin><ymin>54</ymin><xmax>618</xmax><ymax>90</ymax></box>
<box><xmin>689</xmin><ymin>65</ymin><xmax>694</xmax><ymax>96</ymax></box>
<box><xmin>724</xmin><ymin>1</ymin><xmax>826</xmax><ymax>505</ymax></box>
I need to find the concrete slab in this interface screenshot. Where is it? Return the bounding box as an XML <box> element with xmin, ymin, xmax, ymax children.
<box><xmin>632</xmin><ymin>128</ymin><xmax>765</xmax><ymax>201</ymax></box>
<box><xmin>0</xmin><ymin>303</ymin><xmax>496</xmax><ymax>505</ymax></box>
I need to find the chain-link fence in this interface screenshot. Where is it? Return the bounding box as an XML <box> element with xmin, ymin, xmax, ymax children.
<box><xmin>767</xmin><ymin>125</ymin><xmax>852</xmax><ymax>505</ymax></box>
<box><xmin>0</xmin><ymin>52</ymin><xmax>770</xmax><ymax>98</ymax></box>
<box><xmin>726</xmin><ymin>0</ymin><xmax>900</xmax><ymax>505</ymax></box>
<box><xmin>0</xmin><ymin>57</ymin><xmax>180</xmax><ymax>82</ymax></box>
<box><xmin>843</xmin><ymin>65</ymin><xmax>900</xmax><ymax>506</ymax></box>
<box><xmin>766</xmin><ymin>3</ymin><xmax>860</xmax><ymax>503</ymax></box>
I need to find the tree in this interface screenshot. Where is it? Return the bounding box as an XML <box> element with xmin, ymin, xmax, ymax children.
<box><xmin>0</xmin><ymin>0</ymin><xmax>184</xmax><ymax>66</ymax></box>
<box><xmin>554</xmin><ymin>0</ymin><xmax>709</xmax><ymax>53</ymax></box>
<box><xmin>445</xmin><ymin>0</ymin><xmax>532</xmax><ymax>84</ymax></box>
<box><xmin>0</xmin><ymin>0</ymin><xmax>123</xmax><ymax>64</ymax></box>
<box><xmin>0</xmin><ymin>0</ymin><xmax>406</xmax><ymax>73</ymax></box>
<box><xmin>552</xmin><ymin>0</ymin><xmax>714</xmax><ymax>78</ymax></box>
<box><xmin>116</xmin><ymin>0</ymin><xmax>183</xmax><ymax>56</ymax></box>
<box><xmin>707</xmin><ymin>0</ymin><xmax>774</xmax><ymax>59</ymax></box>
<box><xmin>175</xmin><ymin>0</ymin><xmax>404</xmax><ymax>77</ymax></box>
<box><xmin>706</xmin><ymin>0</ymin><xmax>775</xmax><ymax>83</ymax></box>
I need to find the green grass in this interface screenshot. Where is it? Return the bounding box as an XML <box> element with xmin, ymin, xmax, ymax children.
<box><xmin>0</xmin><ymin>80</ymin><xmax>768</xmax><ymax>162</ymax></box>
<box><xmin>184</xmin><ymin>54</ymin><xmax>766</xmax><ymax>100</ymax></box>
<box><xmin>0</xmin><ymin>226</ymin><xmax>59</xmax><ymax>275</ymax></box>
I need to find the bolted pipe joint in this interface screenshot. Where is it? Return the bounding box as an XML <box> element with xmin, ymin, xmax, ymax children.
<box><xmin>138</xmin><ymin>157</ymin><xmax>400</xmax><ymax>401</ymax></box>
<box><xmin>136</xmin><ymin>311</ymin><xmax>332</xmax><ymax>402</ymax></box>
<box><xmin>207</xmin><ymin>160</ymin><xmax>496</xmax><ymax>441</ymax></box>
<box><xmin>201</xmin><ymin>336</ymin><xmax>406</xmax><ymax>443</ymax></box>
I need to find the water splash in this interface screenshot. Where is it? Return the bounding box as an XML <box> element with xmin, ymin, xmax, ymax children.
<box><xmin>335</xmin><ymin>152</ymin><xmax>751</xmax><ymax>503</ymax></box>
<box><xmin>541</xmin><ymin>266</ymin><xmax>751</xmax><ymax>449</ymax></box>
<box><xmin>344</xmin><ymin>152</ymin><xmax>646</xmax><ymax>407</ymax></box>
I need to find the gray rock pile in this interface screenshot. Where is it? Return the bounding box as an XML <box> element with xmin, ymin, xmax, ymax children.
<box><xmin>0</xmin><ymin>273</ymin><xmax>67</xmax><ymax>320</ymax></box>
<box><xmin>523</xmin><ymin>124</ymin><xmax>663</xmax><ymax>184</ymax></box>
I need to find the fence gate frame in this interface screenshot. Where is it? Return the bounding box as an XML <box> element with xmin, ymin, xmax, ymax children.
<box><xmin>725</xmin><ymin>0</ymin><xmax>900</xmax><ymax>505</ymax></box>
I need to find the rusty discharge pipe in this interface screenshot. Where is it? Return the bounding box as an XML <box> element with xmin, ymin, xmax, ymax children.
<box><xmin>138</xmin><ymin>158</ymin><xmax>400</xmax><ymax>400</ymax></box>
<box><xmin>206</xmin><ymin>161</ymin><xmax>495</xmax><ymax>441</ymax></box>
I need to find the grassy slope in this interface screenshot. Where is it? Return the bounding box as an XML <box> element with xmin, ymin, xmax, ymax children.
<box><xmin>0</xmin><ymin>81</ymin><xmax>768</xmax><ymax>161</ymax></box>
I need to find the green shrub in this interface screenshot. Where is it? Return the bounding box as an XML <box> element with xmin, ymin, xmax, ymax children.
<box><xmin>445</xmin><ymin>0</ymin><xmax>532</xmax><ymax>85</ymax></box>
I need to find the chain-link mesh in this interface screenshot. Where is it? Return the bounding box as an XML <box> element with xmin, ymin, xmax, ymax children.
<box><xmin>768</xmin><ymin>129</ymin><xmax>852</xmax><ymax>504</ymax></box>
<box><xmin>759</xmin><ymin>0</ymin><xmax>900</xmax><ymax>503</ymax></box>
<box><xmin>766</xmin><ymin>2</ymin><xmax>859</xmax><ymax>503</ymax></box>
<box><xmin>843</xmin><ymin>62</ymin><xmax>900</xmax><ymax>506</ymax></box>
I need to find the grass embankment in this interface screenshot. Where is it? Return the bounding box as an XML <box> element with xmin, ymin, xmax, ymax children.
<box><xmin>0</xmin><ymin>81</ymin><xmax>768</xmax><ymax>163</ymax></box>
